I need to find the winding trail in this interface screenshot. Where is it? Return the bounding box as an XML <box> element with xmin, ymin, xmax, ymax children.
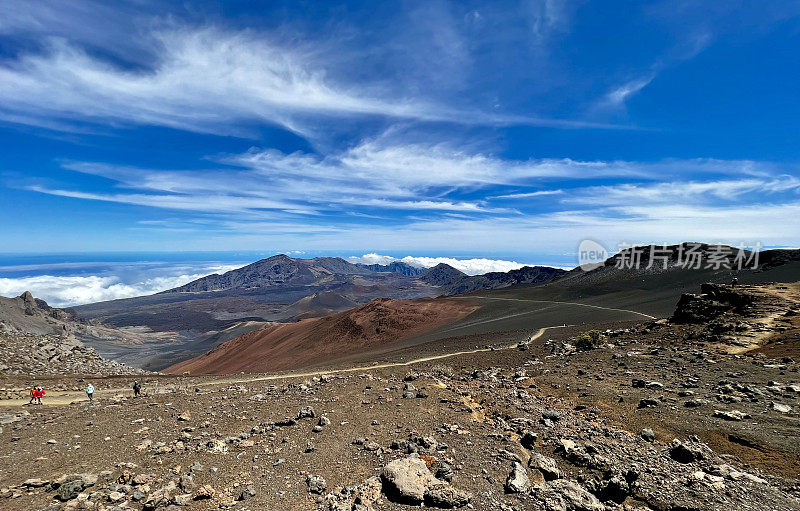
<box><xmin>455</xmin><ymin>295</ymin><xmax>657</xmax><ymax>320</ymax></box>
<box><xmin>1</xmin><ymin>326</ymin><xmax>560</xmax><ymax>407</ymax></box>
<box><xmin>1</xmin><ymin>297</ymin><xmax>656</xmax><ymax>408</ymax></box>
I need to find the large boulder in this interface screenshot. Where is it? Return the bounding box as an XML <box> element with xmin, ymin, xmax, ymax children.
<box><xmin>529</xmin><ymin>452</ymin><xmax>562</xmax><ymax>481</ymax></box>
<box><xmin>53</xmin><ymin>474</ymin><xmax>97</xmax><ymax>501</ymax></box>
<box><xmin>382</xmin><ymin>456</ymin><xmax>438</xmax><ymax>504</ymax></box>
<box><xmin>533</xmin><ymin>479</ymin><xmax>604</xmax><ymax>511</ymax></box>
<box><xmin>381</xmin><ymin>456</ymin><xmax>470</xmax><ymax>508</ymax></box>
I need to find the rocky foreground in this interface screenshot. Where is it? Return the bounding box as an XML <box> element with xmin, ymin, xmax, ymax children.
<box><xmin>0</xmin><ymin>283</ymin><xmax>798</xmax><ymax>510</ymax></box>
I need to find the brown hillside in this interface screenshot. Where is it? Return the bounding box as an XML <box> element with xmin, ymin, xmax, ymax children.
<box><xmin>165</xmin><ymin>297</ymin><xmax>478</xmax><ymax>374</ymax></box>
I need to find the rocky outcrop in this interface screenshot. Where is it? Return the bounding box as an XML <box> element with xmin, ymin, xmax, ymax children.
<box><xmin>0</xmin><ymin>292</ymin><xmax>73</xmax><ymax>336</ymax></box>
<box><xmin>672</xmin><ymin>283</ymin><xmax>755</xmax><ymax>323</ymax></box>
<box><xmin>0</xmin><ymin>332</ymin><xmax>145</xmax><ymax>376</ymax></box>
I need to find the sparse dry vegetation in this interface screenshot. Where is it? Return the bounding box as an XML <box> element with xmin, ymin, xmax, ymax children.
<box><xmin>574</xmin><ymin>329</ymin><xmax>604</xmax><ymax>351</ymax></box>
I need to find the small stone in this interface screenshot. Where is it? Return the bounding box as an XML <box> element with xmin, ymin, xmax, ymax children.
<box><xmin>424</xmin><ymin>482</ymin><xmax>471</xmax><ymax>508</ymax></box>
<box><xmin>237</xmin><ymin>484</ymin><xmax>256</xmax><ymax>501</ymax></box>
<box><xmin>544</xmin><ymin>480</ymin><xmax>604</xmax><ymax>510</ymax></box>
<box><xmin>306</xmin><ymin>474</ymin><xmax>327</xmax><ymax>494</ymax></box>
<box><xmin>713</xmin><ymin>409</ymin><xmax>749</xmax><ymax>421</ymax></box>
<box><xmin>520</xmin><ymin>430</ymin><xmax>537</xmax><ymax>449</ymax></box>
<box><xmin>541</xmin><ymin>410</ymin><xmax>561</xmax><ymax>421</ymax></box>
<box><xmin>193</xmin><ymin>485</ymin><xmax>215</xmax><ymax>500</ymax></box>
<box><xmin>669</xmin><ymin>442</ymin><xmax>704</xmax><ymax>464</ymax></box>
<box><xmin>528</xmin><ymin>452</ymin><xmax>561</xmax><ymax>480</ymax></box>
<box><xmin>173</xmin><ymin>493</ymin><xmax>192</xmax><ymax>506</ymax></box>
<box><xmin>22</xmin><ymin>478</ymin><xmax>49</xmax><ymax>488</ymax></box>
<box><xmin>638</xmin><ymin>398</ymin><xmax>659</xmax><ymax>409</ymax></box>
<box><xmin>296</xmin><ymin>406</ymin><xmax>316</xmax><ymax>419</ymax></box>
<box><xmin>684</xmin><ymin>399</ymin><xmax>706</xmax><ymax>408</ymax></box>
<box><xmin>504</xmin><ymin>462</ymin><xmax>530</xmax><ymax>493</ymax></box>
<box><xmin>771</xmin><ymin>402</ymin><xmax>792</xmax><ymax>413</ymax></box>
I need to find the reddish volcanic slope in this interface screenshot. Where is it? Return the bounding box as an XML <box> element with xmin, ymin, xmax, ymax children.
<box><xmin>165</xmin><ymin>298</ymin><xmax>478</xmax><ymax>374</ymax></box>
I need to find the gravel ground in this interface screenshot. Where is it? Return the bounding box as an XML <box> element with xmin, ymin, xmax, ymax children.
<box><xmin>0</xmin><ymin>283</ymin><xmax>798</xmax><ymax>510</ymax></box>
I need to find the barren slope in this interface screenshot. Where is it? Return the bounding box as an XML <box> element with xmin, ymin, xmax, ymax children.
<box><xmin>166</xmin><ymin>298</ymin><xmax>479</xmax><ymax>374</ymax></box>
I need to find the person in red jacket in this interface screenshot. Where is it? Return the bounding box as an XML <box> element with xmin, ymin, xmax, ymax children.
<box><xmin>35</xmin><ymin>387</ymin><xmax>45</xmax><ymax>405</ymax></box>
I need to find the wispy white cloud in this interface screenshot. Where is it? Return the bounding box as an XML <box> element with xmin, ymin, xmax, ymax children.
<box><xmin>308</xmin><ymin>201</ymin><xmax>800</xmax><ymax>256</ymax></box>
<box><xmin>0</xmin><ymin>29</ymin><xmax>427</xmax><ymax>137</ymax></box>
<box><xmin>567</xmin><ymin>176</ymin><xmax>800</xmax><ymax>204</ymax></box>
<box><xmin>31</xmin><ymin>141</ymin><xmax>680</xmax><ymax>218</ymax></box>
<box><xmin>598</xmin><ymin>29</ymin><xmax>712</xmax><ymax>110</ymax></box>
<box><xmin>23</xmin><ymin>148</ymin><xmax>795</xmax><ymax>228</ymax></box>
<box><xmin>524</xmin><ymin>0</ymin><xmax>577</xmax><ymax>42</ymax></box>
<box><xmin>0</xmin><ymin>23</ymin><xmax>629</xmax><ymax>137</ymax></box>
<box><xmin>27</xmin><ymin>185</ymin><xmax>310</xmax><ymax>214</ymax></box>
<box><xmin>491</xmin><ymin>189</ymin><xmax>564</xmax><ymax>199</ymax></box>
<box><xmin>602</xmin><ymin>76</ymin><xmax>655</xmax><ymax>107</ymax></box>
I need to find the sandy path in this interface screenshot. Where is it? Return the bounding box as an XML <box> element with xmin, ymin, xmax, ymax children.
<box><xmin>2</xmin><ymin>298</ymin><xmax>655</xmax><ymax>407</ymax></box>
<box><xmin>1</xmin><ymin>326</ymin><xmax>560</xmax><ymax>407</ymax></box>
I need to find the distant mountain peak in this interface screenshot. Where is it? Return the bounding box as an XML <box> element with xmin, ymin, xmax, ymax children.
<box><xmin>266</xmin><ymin>253</ymin><xmax>293</xmax><ymax>261</ymax></box>
<box><xmin>163</xmin><ymin>254</ymin><xmax>371</xmax><ymax>293</ymax></box>
<box><xmin>419</xmin><ymin>263</ymin><xmax>468</xmax><ymax>286</ymax></box>
<box><xmin>425</xmin><ymin>263</ymin><xmax>467</xmax><ymax>275</ymax></box>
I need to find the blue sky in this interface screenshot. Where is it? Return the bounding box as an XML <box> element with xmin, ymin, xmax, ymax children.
<box><xmin>1</xmin><ymin>0</ymin><xmax>799</xmax><ymax>262</ymax></box>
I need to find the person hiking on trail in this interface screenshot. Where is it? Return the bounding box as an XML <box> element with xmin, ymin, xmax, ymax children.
<box><xmin>29</xmin><ymin>387</ymin><xmax>36</xmax><ymax>405</ymax></box>
<box><xmin>86</xmin><ymin>383</ymin><xmax>94</xmax><ymax>401</ymax></box>
<box><xmin>132</xmin><ymin>381</ymin><xmax>141</xmax><ymax>397</ymax></box>
<box><xmin>35</xmin><ymin>387</ymin><xmax>44</xmax><ymax>405</ymax></box>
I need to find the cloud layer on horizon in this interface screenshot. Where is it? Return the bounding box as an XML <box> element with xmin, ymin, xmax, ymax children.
<box><xmin>0</xmin><ymin>263</ymin><xmax>243</xmax><ymax>307</ymax></box>
<box><xmin>347</xmin><ymin>253</ymin><xmax>532</xmax><ymax>274</ymax></box>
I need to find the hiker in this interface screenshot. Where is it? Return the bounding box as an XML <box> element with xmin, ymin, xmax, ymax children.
<box><xmin>35</xmin><ymin>387</ymin><xmax>45</xmax><ymax>405</ymax></box>
<box><xmin>86</xmin><ymin>383</ymin><xmax>94</xmax><ymax>401</ymax></box>
<box><xmin>29</xmin><ymin>387</ymin><xmax>36</xmax><ymax>405</ymax></box>
<box><xmin>731</xmin><ymin>277</ymin><xmax>739</xmax><ymax>286</ymax></box>
<box><xmin>132</xmin><ymin>380</ymin><xmax>141</xmax><ymax>397</ymax></box>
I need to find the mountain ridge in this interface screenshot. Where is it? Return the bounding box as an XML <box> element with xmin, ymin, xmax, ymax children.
<box><xmin>355</xmin><ymin>261</ymin><xmax>425</xmax><ymax>276</ymax></box>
